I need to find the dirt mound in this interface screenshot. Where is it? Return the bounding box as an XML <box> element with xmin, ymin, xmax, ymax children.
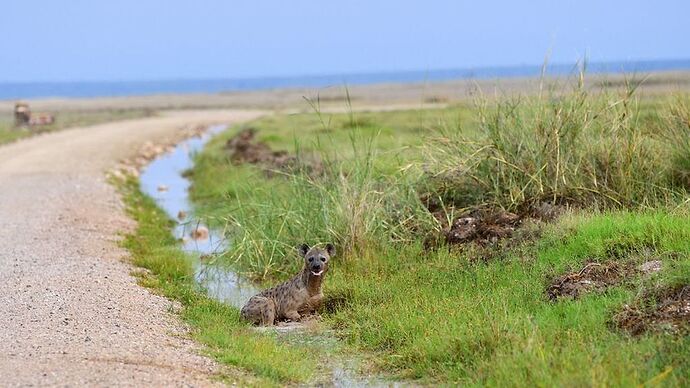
<box><xmin>225</xmin><ymin>128</ymin><xmax>322</xmax><ymax>176</ymax></box>
<box><xmin>419</xmin><ymin>193</ymin><xmax>564</xmax><ymax>249</ymax></box>
<box><xmin>613</xmin><ymin>285</ymin><xmax>690</xmax><ymax>335</ymax></box>
<box><xmin>547</xmin><ymin>262</ymin><xmax>631</xmax><ymax>300</ymax></box>
<box><xmin>434</xmin><ymin>209</ymin><xmax>522</xmax><ymax>246</ymax></box>
<box><xmin>548</xmin><ymin>259</ymin><xmax>665</xmax><ymax>301</ymax></box>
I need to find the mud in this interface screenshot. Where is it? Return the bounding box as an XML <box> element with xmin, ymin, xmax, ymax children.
<box><xmin>225</xmin><ymin>127</ymin><xmax>323</xmax><ymax>176</ymax></box>
<box><xmin>613</xmin><ymin>285</ymin><xmax>690</xmax><ymax>335</ymax></box>
<box><xmin>426</xmin><ymin>208</ymin><xmax>524</xmax><ymax>247</ymax></box>
<box><xmin>420</xmin><ymin>192</ymin><xmax>564</xmax><ymax>249</ymax></box>
<box><xmin>547</xmin><ymin>262</ymin><xmax>632</xmax><ymax>300</ymax></box>
<box><xmin>548</xmin><ymin>258</ymin><xmax>667</xmax><ymax>300</ymax></box>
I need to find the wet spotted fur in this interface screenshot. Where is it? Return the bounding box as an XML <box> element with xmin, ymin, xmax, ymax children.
<box><xmin>240</xmin><ymin>243</ymin><xmax>335</xmax><ymax>326</ymax></box>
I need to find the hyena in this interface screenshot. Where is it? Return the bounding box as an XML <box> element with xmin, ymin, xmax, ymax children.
<box><xmin>240</xmin><ymin>243</ymin><xmax>335</xmax><ymax>326</ymax></box>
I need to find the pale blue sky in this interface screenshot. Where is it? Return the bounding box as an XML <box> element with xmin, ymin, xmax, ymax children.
<box><xmin>1</xmin><ymin>0</ymin><xmax>688</xmax><ymax>82</ymax></box>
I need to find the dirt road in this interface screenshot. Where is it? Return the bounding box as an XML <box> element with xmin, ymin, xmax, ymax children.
<box><xmin>0</xmin><ymin>110</ymin><xmax>263</xmax><ymax>386</ymax></box>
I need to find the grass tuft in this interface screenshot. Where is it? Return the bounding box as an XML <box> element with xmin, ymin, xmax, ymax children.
<box><xmin>662</xmin><ymin>98</ymin><xmax>690</xmax><ymax>189</ymax></box>
<box><xmin>424</xmin><ymin>83</ymin><xmax>688</xmax><ymax>210</ymax></box>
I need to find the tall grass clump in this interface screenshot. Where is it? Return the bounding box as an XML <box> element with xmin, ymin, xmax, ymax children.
<box><xmin>662</xmin><ymin>97</ymin><xmax>690</xmax><ymax>189</ymax></box>
<box><xmin>425</xmin><ymin>77</ymin><xmax>687</xmax><ymax>210</ymax></box>
<box><xmin>218</xmin><ymin>131</ymin><xmax>432</xmax><ymax>280</ymax></box>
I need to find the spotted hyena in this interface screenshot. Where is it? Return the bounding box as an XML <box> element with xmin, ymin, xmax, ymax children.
<box><xmin>240</xmin><ymin>243</ymin><xmax>335</xmax><ymax>326</ymax></box>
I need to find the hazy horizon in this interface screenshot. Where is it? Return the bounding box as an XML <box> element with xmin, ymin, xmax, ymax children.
<box><xmin>2</xmin><ymin>58</ymin><xmax>689</xmax><ymax>100</ymax></box>
<box><xmin>2</xmin><ymin>57</ymin><xmax>690</xmax><ymax>85</ymax></box>
<box><xmin>2</xmin><ymin>1</ymin><xmax>688</xmax><ymax>83</ymax></box>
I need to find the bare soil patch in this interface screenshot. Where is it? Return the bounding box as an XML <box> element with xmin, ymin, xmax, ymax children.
<box><xmin>422</xmin><ymin>205</ymin><xmax>536</xmax><ymax>249</ymax></box>
<box><xmin>547</xmin><ymin>262</ymin><xmax>633</xmax><ymax>300</ymax></box>
<box><xmin>613</xmin><ymin>285</ymin><xmax>690</xmax><ymax>335</ymax></box>
<box><xmin>225</xmin><ymin>127</ymin><xmax>323</xmax><ymax>176</ymax></box>
<box><xmin>547</xmin><ymin>258</ymin><xmax>667</xmax><ymax>301</ymax></box>
<box><xmin>420</xmin><ymin>194</ymin><xmax>564</xmax><ymax>250</ymax></box>
<box><xmin>443</xmin><ymin>210</ymin><xmax>522</xmax><ymax>245</ymax></box>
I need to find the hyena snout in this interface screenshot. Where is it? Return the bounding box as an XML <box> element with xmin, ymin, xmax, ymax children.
<box><xmin>310</xmin><ymin>260</ymin><xmax>325</xmax><ymax>274</ymax></box>
<box><xmin>300</xmin><ymin>243</ymin><xmax>336</xmax><ymax>276</ymax></box>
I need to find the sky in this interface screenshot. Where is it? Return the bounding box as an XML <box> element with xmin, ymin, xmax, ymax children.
<box><xmin>1</xmin><ymin>0</ymin><xmax>688</xmax><ymax>82</ymax></box>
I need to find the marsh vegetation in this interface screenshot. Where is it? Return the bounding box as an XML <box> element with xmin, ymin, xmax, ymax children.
<box><xmin>142</xmin><ymin>78</ymin><xmax>690</xmax><ymax>385</ymax></box>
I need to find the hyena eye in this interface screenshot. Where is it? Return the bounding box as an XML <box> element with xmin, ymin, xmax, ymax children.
<box><xmin>320</xmin><ymin>257</ymin><xmax>326</xmax><ymax>262</ymax></box>
<box><xmin>308</xmin><ymin>257</ymin><xmax>314</xmax><ymax>262</ymax></box>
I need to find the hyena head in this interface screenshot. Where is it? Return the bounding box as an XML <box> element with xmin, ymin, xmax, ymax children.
<box><xmin>298</xmin><ymin>243</ymin><xmax>335</xmax><ymax>277</ymax></box>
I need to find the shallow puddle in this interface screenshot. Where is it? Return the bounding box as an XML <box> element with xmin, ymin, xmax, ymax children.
<box><xmin>139</xmin><ymin>125</ymin><xmax>400</xmax><ymax>387</ymax></box>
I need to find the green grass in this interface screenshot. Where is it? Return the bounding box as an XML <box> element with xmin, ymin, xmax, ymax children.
<box><xmin>188</xmin><ymin>85</ymin><xmax>690</xmax><ymax>385</ymax></box>
<box><xmin>324</xmin><ymin>211</ymin><xmax>690</xmax><ymax>385</ymax></box>
<box><xmin>664</xmin><ymin>98</ymin><xmax>690</xmax><ymax>189</ymax></box>
<box><xmin>117</xmin><ymin>177</ymin><xmax>321</xmax><ymax>386</ymax></box>
<box><xmin>190</xmin><ymin>107</ymin><xmax>449</xmax><ymax>279</ymax></box>
<box><xmin>191</xmin><ymin>105</ymin><xmax>470</xmax><ymax>210</ymax></box>
<box><xmin>0</xmin><ymin>109</ymin><xmax>155</xmax><ymax>145</ymax></box>
<box><xmin>425</xmin><ymin>88</ymin><xmax>689</xmax><ymax>210</ymax></box>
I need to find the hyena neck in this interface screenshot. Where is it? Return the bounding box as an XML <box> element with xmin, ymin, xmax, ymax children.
<box><xmin>300</xmin><ymin>267</ymin><xmax>324</xmax><ymax>296</ymax></box>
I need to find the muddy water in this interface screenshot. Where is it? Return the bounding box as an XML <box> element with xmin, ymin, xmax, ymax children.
<box><xmin>139</xmin><ymin>125</ymin><xmax>400</xmax><ymax>387</ymax></box>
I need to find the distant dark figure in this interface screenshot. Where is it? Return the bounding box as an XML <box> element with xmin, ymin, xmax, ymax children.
<box><xmin>14</xmin><ymin>102</ymin><xmax>55</xmax><ymax>128</ymax></box>
<box><xmin>14</xmin><ymin>102</ymin><xmax>31</xmax><ymax>127</ymax></box>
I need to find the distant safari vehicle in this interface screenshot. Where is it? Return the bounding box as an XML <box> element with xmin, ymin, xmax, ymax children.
<box><xmin>14</xmin><ymin>102</ymin><xmax>55</xmax><ymax>127</ymax></box>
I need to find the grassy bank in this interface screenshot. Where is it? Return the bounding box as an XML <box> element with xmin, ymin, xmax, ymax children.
<box><xmin>117</xmin><ymin>178</ymin><xmax>323</xmax><ymax>386</ymax></box>
<box><xmin>0</xmin><ymin>109</ymin><xmax>155</xmax><ymax>145</ymax></box>
<box><xmin>426</xmin><ymin>90</ymin><xmax>690</xmax><ymax>209</ymax></box>
<box><xmin>189</xmin><ymin>85</ymin><xmax>690</xmax><ymax>385</ymax></box>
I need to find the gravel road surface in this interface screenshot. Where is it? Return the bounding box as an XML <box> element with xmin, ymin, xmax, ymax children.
<box><xmin>0</xmin><ymin>110</ymin><xmax>262</xmax><ymax>386</ymax></box>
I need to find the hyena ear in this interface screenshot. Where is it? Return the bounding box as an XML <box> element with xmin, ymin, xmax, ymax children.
<box><xmin>325</xmin><ymin>243</ymin><xmax>336</xmax><ymax>257</ymax></box>
<box><xmin>298</xmin><ymin>244</ymin><xmax>310</xmax><ymax>257</ymax></box>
